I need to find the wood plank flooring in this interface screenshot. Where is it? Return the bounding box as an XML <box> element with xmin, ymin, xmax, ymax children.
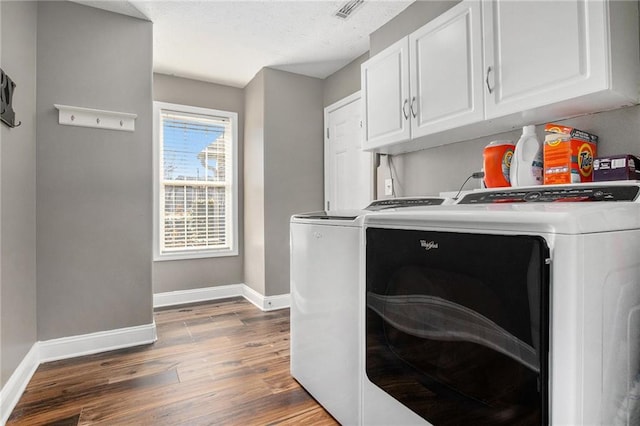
<box><xmin>7</xmin><ymin>298</ymin><xmax>339</xmax><ymax>425</ymax></box>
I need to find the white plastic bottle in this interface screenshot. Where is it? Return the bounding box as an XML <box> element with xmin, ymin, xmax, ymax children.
<box><xmin>510</xmin><ymin>125</ymin><xmax>543</xmax><ymax>187</ymax></box>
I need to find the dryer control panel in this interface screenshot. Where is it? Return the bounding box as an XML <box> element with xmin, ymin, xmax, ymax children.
<box><xmin>458</xmin><ymin>185</ymin><xmax>640</xmax><ymax>204</ymax></box>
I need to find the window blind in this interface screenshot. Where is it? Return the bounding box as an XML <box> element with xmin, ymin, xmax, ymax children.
<box><xmin>159</xmin><ymin>109</ymin><xmax>233</xmax><ymax>254</ymax></box>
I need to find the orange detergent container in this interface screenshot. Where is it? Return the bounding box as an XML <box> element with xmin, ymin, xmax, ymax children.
<box><xmin>483</xmin><ymin>140</ymin><xmax>515</xmax><ymax>188</ymax></box>
<box><xmin>543</xmin><ymin>123</ymin><xmax>598</xmax><ymax>184</ymax></box>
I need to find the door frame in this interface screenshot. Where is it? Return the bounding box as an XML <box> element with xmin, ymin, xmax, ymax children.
<box><xmin>324</xmin><ymin>91</ymin><xmax>374</xmax><ymax>211</ymax></box>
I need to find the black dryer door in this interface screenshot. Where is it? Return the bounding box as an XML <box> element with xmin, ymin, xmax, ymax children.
<box><xmin>365</xmin><ymin>228</ymin><xmax>550</xmax><ymax>425</ymax></box>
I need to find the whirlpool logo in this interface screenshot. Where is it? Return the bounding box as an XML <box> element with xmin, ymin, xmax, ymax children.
<box><xmin>420</xmin><ymin>240</ymin><xmax>439</xmax><ymax>251</ymax></box>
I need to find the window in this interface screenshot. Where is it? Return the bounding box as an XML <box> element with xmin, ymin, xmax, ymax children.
<box><xmin>153</xmin><ymin>102</ymin><xmax>238</xmax><ymax>260</ymax></box>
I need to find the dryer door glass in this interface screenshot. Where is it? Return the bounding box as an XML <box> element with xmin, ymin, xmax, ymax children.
<box><xmin>365</xmin><ymin>228</ymin><xmax>550</xmax><ymax>425</ymax></box>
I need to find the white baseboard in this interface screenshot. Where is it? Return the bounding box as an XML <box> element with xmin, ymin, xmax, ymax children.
<box><xmin>153</xmin><ymin>284</ymin><xmax>290</xmax><ymax>312</ymax></box>
<box><xmin>0</xmin><ymin>343</ymin><xmax>40</xmax><ymax>425</ymax></box>
<box><xmin>39</xmin><ymin>322</ymin><xmax>157</xmax><ymax>364</ymax></box>
<box><xmin>0</xmin><ymin>322</ymin><xmax>157</xmax><ymax>424</ymax></box>
<box><xmin>242</xmin><ymin>285</ymin><xmax>290</xmax><ymax>311</ymax></box>
<box><xmin>153</xmin><ymin>284</ymin><xmax>244</xmax><ymax>308</ymax></box>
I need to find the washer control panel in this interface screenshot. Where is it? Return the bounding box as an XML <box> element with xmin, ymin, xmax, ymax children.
<box><xmin>366</xmin><ymin>197</ymin><xmax>445</xmax><ymax>211</ymax></box>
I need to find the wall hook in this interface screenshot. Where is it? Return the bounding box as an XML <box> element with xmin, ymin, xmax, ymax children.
<box><xmin>1</xmin><ymin>67</ymin><xmax>20</xmax><ymax>128</ymax></box>
<box><xmin>1</xmin><ymin>117</ymin><xmax>21</xmax><ymax>128</ymax></box>
<box><xmin>54</xmin><ymin>104</ymin><xmax>137</xmax><ymax>132</ymax></box>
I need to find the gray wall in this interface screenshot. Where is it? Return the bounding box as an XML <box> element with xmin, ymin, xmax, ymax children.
<box><xmin>369</xmin><ymin>0</ymin><xmax>459</xmax><ymax>55</ymax></box>
<box><xmin>244</xmin><ymin>70</ymin><xmax>267</xmax><ymax>296</ymax></box>
<box><xmin>152</xmin><ymin>73</ymin><xmax>245</xmax><ymax>294</ymax></box>
<box><xmin>1</xmin><ymin>0</ymin><xmax>37</xmax><ymax>388</ymax></box>
<box><xmin>244</xmin><ymin>68</ymin><xmax>324</xmax><ymax>297</ymax></box>
<box><xmin>323</xmin><ymin>53</ymin><xmax>368</xmax><ymax>107</ymax></box>
<box><xmin>263</xmin><ymin>69</ymin><xmax>324</xmax><ymax>296</ymax></box>
<box><xmin>36</xmin><ymin>2</ymin><xmax>153</xmax><ymax>340</ymax></box>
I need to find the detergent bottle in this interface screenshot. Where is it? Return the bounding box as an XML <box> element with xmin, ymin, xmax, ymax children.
<box><xmin>483</xmin><ymin>140</ymin><xmax>515</xmax><ymax>188</ymax></box>
<box><xmin>510</xmin><ymin>125</ymin><xmax>543</xmax><ymax>187</ymax></box>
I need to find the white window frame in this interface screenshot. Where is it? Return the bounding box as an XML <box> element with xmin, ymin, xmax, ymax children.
<box><xmin>153</xmin><ymin>101</ymin><xmax>239</xmax><ymax>261</ymax></box>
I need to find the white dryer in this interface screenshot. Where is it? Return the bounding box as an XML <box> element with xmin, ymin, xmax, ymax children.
<box><xmin>290</xmin><ymin>197</ymin><xmax>451</xmax><ymax>425</ymax></box>
<box><xmin>362</xmin><ymin>182</ymin><xmax>640</xmax><ymax>426</ymax></box>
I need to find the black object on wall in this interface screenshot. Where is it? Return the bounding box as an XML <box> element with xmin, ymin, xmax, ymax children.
<box><xmin>1</xmin><ymin>67</ymin><xmax>21</xmax><ymax>128</ymax></box>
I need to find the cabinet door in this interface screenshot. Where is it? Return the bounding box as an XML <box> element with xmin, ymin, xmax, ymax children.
<box><xmin>409</xmin><ymin>0</ymin><xmax>484</xmax><ymax>140</ymax></box>
<box><xmin>483</xmin><ymin>0</ymin><xmax>608</xmax><ymax>119</ymax></box>
<box><xmin>361</xmin><ymin>37</ymin><xmax>410</xmax><ymax>150</ymax></box>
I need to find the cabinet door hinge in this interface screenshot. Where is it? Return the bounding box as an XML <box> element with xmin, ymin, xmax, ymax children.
<box><xmin>326</xmin><ymin>201</ymin><xmax>330</xmax><ymax>210</ymax></box>
<box><xmin>360</xmin><ymin>120</ymin><xmax>363</xmax><ymax>128</ymax></box>
<box><xmin>326</xmin><ymin>128</ymin><xmax>330</xmax><ymax>139</ymax></box>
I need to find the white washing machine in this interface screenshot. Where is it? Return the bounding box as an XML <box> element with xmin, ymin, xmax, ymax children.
<box><xmin>362</xmin><ymin>182</ymin><xmax>640</xmax><ymax>426</ymax></box>
<box><xmin>290</xmin><ymin>197</ymin><xmax>452</xmax><ymax>425</ymax></box>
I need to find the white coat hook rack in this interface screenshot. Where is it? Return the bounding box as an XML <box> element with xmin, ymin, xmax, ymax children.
<box><xmin>54</xmin><ymin>104</ymin><xmax>137</xmax><ymax>132</ymax></box>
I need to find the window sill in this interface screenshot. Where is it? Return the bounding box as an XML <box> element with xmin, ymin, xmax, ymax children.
<box><xmin>154</xmin><ymin>249</ymin><xmax>238</xmax><ymax>262</ymax></box>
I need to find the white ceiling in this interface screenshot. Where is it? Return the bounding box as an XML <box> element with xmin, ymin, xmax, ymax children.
<box><xmin>74</xmin><ymin>0</ymin><xmax>413</xmax><ymax>88</ymax></box>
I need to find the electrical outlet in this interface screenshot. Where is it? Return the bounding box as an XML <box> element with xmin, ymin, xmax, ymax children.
<box><xmin>384</xmin><ymin>178</ymin><xmax>393</xmax><ymax>196</ymax></box>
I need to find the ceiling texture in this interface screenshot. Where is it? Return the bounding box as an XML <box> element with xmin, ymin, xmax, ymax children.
<box><xmin>74</xmin><ymin>0</ymin><xmax>413</xmax><ymax>88</ymax></box>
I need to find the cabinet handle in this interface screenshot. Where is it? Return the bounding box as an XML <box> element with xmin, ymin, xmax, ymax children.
<box><xmin>402</xmin><ymin>99</ymin><xmax>409</xmax><ymax>120</ymax></box>
<box><xmin>486</xmin><ymin>66</ymin><xmax>494</xmax><ymax>94</ymax></box>
<box><xmin>410</xmin><ymin>96</ymin><xmax>417</xmax><ymax>118</ymax></box>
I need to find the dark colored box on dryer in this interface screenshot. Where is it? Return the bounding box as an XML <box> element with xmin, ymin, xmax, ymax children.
<box><xmin>593</xmin><ymin>154</ymin><xmax>640</xmax><ymax>181</ymax></box>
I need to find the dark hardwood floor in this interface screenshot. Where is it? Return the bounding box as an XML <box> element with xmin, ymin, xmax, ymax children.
<box><xmin>7</xmin><ymin>297</ymin><xmax>339</xmax><ymax>425</ymax></box>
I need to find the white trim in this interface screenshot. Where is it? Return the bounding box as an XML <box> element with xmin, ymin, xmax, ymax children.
<box><xmin>323</xmin><ymin>91</ymin><xmax>374</xmax><ymax>210</ymax></box>
<box><xmin>325</xmin><ymin>91</ymin><xmax>361</xmax><ymax>116</ymax></box>
<box><xmin>324</xmin><ymin>91</ymin><xmax>362</xmax><ymax>211</ymax></box>
<box><xmin>39</xmin><ymin>322</ymin><xmax>157</xmax><ymax>364</ymax></box>
<box><xmin>0</xmin><ymin>343</ymin><xmax>39</xmax><ymax>425</ymax></box>
<box><xmin>153</xmin><ymin>250</ymin><xmax>239</xmax><ymax>262</ymax></box>
<box><xmin>152</xmin><ymin>101</ymin><xmax>239</xmax><ymax>262</ymax></box>
<box><xmin>153</xmin><ymin>284</ymin><xmax>290</xmax><ymax>312</ymax></box>
<box><xmin>153</xmin><ymin>284</ymin><xmax>244</xmax><ymax>308</ymax></box>
<box><xmin>242</xmin><ymin>285</ymin><xmax>291</xmax><ymax>312</ymax></box>
<box><xmin>1</xmin><ymin>323</ymin><xmax>157</xmax><ymax>423</ymax></box>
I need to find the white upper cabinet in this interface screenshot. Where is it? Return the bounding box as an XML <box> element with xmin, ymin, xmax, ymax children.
<box><xmin>483</xmin><ymin>0</ymin><xmax>638</xmax><ymax>119</ymax></box>
<box><xmin>361</xmin><ymin>0</ymin><xmax>482</xmax><ymax>151</ymax></box>
<box><xmin>410</xmin><ymin>0</ymin><xmax>483</xmax><ymax>139</ymax></box>
<box><xmin>361</xmin><ymin>0</ymin><xmax>639</xmax><ymax>154</ymax></box>
<box><xmin>361</xmin><ymin>37</ymin><xmax>410</xmax><ymax>150</ymax></box>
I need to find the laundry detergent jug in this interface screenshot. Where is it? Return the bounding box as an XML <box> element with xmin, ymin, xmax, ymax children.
<box><xmin>483</xmin><ymin>140</ymin><xmax>515</xmax><ymax>188</ymax></box>
<box><xmin>510</xmin><ymin>125</ymin><xmax>543</xmax><ymax>187</ymax></box>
